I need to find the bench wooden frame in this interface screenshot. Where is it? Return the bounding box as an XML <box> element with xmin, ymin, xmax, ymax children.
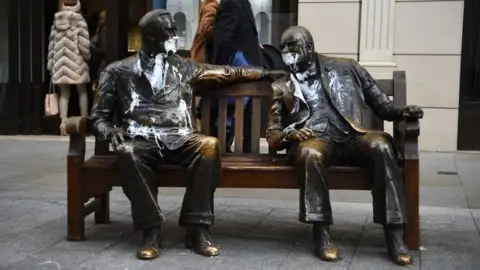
<box><xmin>66</xmin><ymin>70</ymin><xmax>421</xmax><ymax>249</ymax></box>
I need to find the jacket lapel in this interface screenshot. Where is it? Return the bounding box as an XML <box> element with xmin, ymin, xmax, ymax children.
<box><xmin>316</xmin><ymin>54</ymin><xmax>334</xmax><ymax>101</ymax></box>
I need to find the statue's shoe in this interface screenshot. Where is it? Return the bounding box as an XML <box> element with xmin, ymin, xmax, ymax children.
<box><xmin>137</xmin><ymin>226</ymin><xmax>162</xmax><ymax>260</ymax></box>
<box><xmin>186</xmin><ymin>226</ymin><xmax>220</xmax><ymax>257</ymax></box>
<box><xmin>384</xmin><ymin>226</ymin><xmax>413</xmax><ymax>267</ymax></box>
<box><xmin>313</xmin><ymin>224</ymin><xmax>340</xmax><ymax>262</ymax></box>
<box><xmin>315</xmin><ymin>243</ymin><xmax>340</xmax><ymax>262</ymax></box>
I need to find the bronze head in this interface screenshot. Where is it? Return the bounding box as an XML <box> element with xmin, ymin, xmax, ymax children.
<box><xmin>280</xmin><ymin>26</ymin><xmax>315</xmax><ymax>73</ymax></box>
<box><xmin>138</xmin><ymin>9</ymin><xmax>179</xmax><ymax>56</ymax></box>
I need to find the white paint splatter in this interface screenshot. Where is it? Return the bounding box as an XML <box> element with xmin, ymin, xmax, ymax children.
<box><xmin>39</xmin><ymin>261</ymin><xmax>61</xmax><ymax>269</ymax></box>
<box><xmin>125</xmin><ymin>91</ymin><xmax>140</xmax><ymax>114</ymax></box>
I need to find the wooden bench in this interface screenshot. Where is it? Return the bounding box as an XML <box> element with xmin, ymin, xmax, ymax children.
<box><xmin>65</xmin><ymin>70</ymin><xmax>420</xmax><ymax>249</ymax></box>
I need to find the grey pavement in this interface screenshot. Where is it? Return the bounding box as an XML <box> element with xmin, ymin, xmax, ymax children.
<box><xmin>0</xmin><ymin>136</ymin><xmax>479</xmax><ymax>269</ymax></box>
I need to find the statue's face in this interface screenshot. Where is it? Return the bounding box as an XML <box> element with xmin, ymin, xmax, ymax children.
<box><xmin>280</xmin><ymin>31</ymin><xmax>313</xmax><ymax>73</ymax></box>
<box><xmin>144</xmin><ymin>14</ymin><xmax>179</xmax><ymax>55</ymax></box>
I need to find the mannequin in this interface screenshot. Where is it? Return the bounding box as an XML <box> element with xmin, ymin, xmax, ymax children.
<box><xmin>47</xmin><ymin>0</ymin><xmax>91</xmax><ymax>135</ymax></box>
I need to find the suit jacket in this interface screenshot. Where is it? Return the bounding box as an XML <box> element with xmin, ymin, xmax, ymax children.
<box><xmin>266</xmin><ymin>54</ymin><xmax>403</xmax><ymax>150</ymax></box>
<box><xmin>91</xmin><ymin>52</ymin><xmax>265</xmax><ymax>150</ymax></box>
<box><xmin>211</xmin><ymin>0</ymin><xmax>262</xmax><ymax>66</ymax></box>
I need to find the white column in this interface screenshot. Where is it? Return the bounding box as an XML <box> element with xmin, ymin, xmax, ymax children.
<box><xmin>358</xmin><ymin>0</ymin><xmax>396</xmax><ymax>79</ymax></box>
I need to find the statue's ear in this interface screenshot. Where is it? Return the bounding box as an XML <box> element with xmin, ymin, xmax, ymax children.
<box><xmin>305</xmin><ymin>41</ymin><xmax>314</xmax><ymax>54</ymax></box>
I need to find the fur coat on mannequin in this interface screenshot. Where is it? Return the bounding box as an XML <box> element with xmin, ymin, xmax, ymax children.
<box><xmin>47</xmin><ymin>0</ymin><xmax>91</xmax><ymax>84</ymax></box>
<box><xmin>190</xmin><ymin>0</ymin><xmax>218</xmax><ymax>63</ymax></box>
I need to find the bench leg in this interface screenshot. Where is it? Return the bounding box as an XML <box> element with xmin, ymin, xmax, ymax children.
<box><xmin>67</xmin><ymin>186</ymin><xmax>86</xmax><ymax>241</ymax></box>
<box><xmin>95</xmin><ymin>192</ymin><xmax>110</xmax><ymax>224</ymax></box>
<box><xmin>404</xmin><ymin>159</ymin><xmax>420</xmax><ymax>249</ymax></box>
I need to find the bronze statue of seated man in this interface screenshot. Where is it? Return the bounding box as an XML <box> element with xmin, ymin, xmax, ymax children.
<box><xmin>90</xmin><ymin>9</ymin><xmax>285</xmax><ymax>260</ymax></box>
<box><xmin>266</xmin><ymin>26</ymin><xmax>423</xmax><ymax>267</ymax></box>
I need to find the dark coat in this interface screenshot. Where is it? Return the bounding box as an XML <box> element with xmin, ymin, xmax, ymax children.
<box><xmin>90</xmin><ymin>52</ymin><xmax>265</xmax><ymax>149</ymax></box>
<box><xmin>266</xmin><ymin>54</ymin><xmax>403</xmax><ymax>150</ymax></box>
<box><xmin>211</xmin><ymin>0</ymin><xmax>263</xmax><ymax>67</ymax></box>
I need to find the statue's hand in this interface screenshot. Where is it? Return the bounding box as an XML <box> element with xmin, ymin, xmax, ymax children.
<box><xmin>110</xmin><ymin>128</ymin><xmax>126</xmax><ymax>150</ymax></box>
<box><xmin>287</xmin><ymin>128</ymin><xmax>314</xmax><ymax>141</ymax></box>
<box><xmin>263</xmin><ymin>69</ymin><xmax>289</xmax><ymax>81</ymax></box>
<box><xmin>401</xmin><ymin>105</ymin><xmax>423</xmax><ymax>119</ymax></box>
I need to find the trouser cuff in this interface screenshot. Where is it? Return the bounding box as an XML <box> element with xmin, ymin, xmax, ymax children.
<box><xmin>299</xmin><ymin>213</ymin><xmax>333</xmax><ymax>224</ymax></box>
<box><xmin>133</xmin><ymin>214</ymin><xmax>166</xmax><ymax>230</ymax></box>
<box><xmin>179</xmin><ymin>213</ymin><xmax>214</xmax><ymax>227</ymax></box>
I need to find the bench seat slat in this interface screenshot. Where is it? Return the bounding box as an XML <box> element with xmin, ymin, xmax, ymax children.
<box><xmin>81</xmin><ymin>155</ymin><xmax>372</xmax><ymax>190</ymax></box>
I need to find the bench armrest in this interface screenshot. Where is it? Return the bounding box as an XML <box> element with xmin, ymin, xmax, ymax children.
<box><xmin>66</xmin><ymin>116</ymin><xmax>88</xmax><ymax>135</ymax></box>
<box><xmin>394</xmin><ymin>118</ymin><xmax>420</xmax><ymax>160</ymax></box>
<box><xmin>67</xmin><ymin>117</ymin><xmax>88</xmax><ymax>168</ymax></box>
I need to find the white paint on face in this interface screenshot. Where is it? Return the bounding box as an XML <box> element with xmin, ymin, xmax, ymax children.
<box><xmin>282</xmin><ymin>52</ymin><xmax>299</xmax><ymax>66</ymax></box>
<box><xmin>164</xmin><ymin>36</ymin><xmax>179</xmax><ymax>55</ymax></box>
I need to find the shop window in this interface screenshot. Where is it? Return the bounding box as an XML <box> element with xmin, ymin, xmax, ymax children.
<box><xmin>255</xmin><ymin>12</ymin><xmax>270</xmax><ymax>45</ymax></box>
<box><xmin>167</xmin><ymin>0</ymin><xmax>198</xmax><ymax>50</ymax></box>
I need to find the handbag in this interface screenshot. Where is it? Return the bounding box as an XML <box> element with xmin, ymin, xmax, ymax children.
<box><xmin>44</xmin><ymin>80</ymin><xmax>59</xmax><ymax>116</ymax></box>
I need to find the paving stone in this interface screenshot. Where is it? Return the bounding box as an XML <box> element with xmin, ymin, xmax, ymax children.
<box><xmin>52</xmin><ymin>214</ymin><xmax>134</xmax><ymax>251</ymax></box>
<box><xmin>72</xmin><ymin>234</ymin><xmax>151</xmax><ymax>270</ymax></box>
<box><xmin>0</xmin><ymin>203</ymin><xmax>66</xmax><ymax>242</ymax></box>
<box><xmin>351</xmin><ymin>221</ymin><xmax>421</xmax><ymax>270</ymax></box>
<box><xmin>211</xmin><ymin>234</ymin><xmax>296</xmax><ymax>270</ymax></box>
<box><xmin>5</xmin><ymin>249</ymin><xmax>97</xmax><ymax>270</ymax></box>
<box><xmin>420</xmin><ymin>241</ymin><xmax>480</xmax><ymax>270</ymax></box>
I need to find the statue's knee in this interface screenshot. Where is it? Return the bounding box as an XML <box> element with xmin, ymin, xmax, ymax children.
<box><xmin>369</xmin><ymin>134</ymin><xmax>395</xmax><ymax>155</ymax></box>
<box><xmin>116</xmin><ymin>142</ymin><xmax>135</xmax><ymax>154</ymax></box>
<box><xmin>299</xmin><ymin>147</ymin><xmax>327</xmax><ymax>165</ymax></box>
<box><xmin>199</xmin><ymin>137</ymin><xmax>220</xmax><ymax>160</ymax></box>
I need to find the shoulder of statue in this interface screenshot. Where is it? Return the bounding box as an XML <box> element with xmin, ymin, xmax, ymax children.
<box><xmin>272</xmin><ymin>76</ymin><xmax>291</xmax><ymax>93</ymax></box>
<box><xmin>317</xmin><ymin>53</ymin><xmax>359</xmax><ymax>73</ymax></box>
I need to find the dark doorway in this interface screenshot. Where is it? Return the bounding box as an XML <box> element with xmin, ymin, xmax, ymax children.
<box><xmin>458</xmin><ymin>0</ymin><xmax>480</xmax><ymax>150</ymax></box>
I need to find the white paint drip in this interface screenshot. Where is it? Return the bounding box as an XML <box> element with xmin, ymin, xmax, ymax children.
<box><xmin>143</xmin><ymin>54</ymin><xmax>167</xmax><ymax>91</ymax></box>
<box><xmin>164</xmin><ymin>36</ymin><xmax>179</xmax><ymax>55</ymax></box>
<box><xmin>125</xmin><ymin>91</ymin><xmax>140</xmax><ymax>114</ymax></box>
<box><xmin>178</xmin><ymin>99</ymin><xmax>192</xmax><ymax>129</ymax></box>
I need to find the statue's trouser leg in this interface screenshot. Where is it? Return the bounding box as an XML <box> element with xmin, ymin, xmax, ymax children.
<box><xmin>115</xmin><ymin>139</ymin><xmax>165</xmax><ymax>231</ymax></box>
<box><xmin>347</xmin><ymin>132</ymin><xmax>407</xmax><ymax>225</ymax></box>
<box><xmin>291</xmin><ymin>138</ymin><xmax>336</xmax><ymax>224</ymax></box>
<box><xmin>161</xmin><ymin>134</ymin><xmax>221</xmax><ymax>227</ymax></box>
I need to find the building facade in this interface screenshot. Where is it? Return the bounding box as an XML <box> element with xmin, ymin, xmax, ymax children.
<box><xmin>0</xmin><ymin>0</ymin><xmax>478</xmax><ymax>152</ymax></box>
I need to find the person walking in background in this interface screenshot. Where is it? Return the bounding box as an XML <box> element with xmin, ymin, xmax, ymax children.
<box><xmin>206</xmin><ymin>0</ymin><xmax>264</xmax><ymax>153</ymax></box>
<box><xmin>190</xmin><ymin>0</ymin><xmax>218</xmax><ymax>63</ymax></box>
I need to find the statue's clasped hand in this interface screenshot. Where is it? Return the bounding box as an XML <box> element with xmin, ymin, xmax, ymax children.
<box><xmin>401</xmin><ymin>105</ymin><xmax>423</xmax><ymax>119</ymax></box>
<box><xmin>286</xmin><ymin>128</ymin><xmax>314</xmax><ymax>142</ymax></box>
<box><xmin>109</xmin><ymin>127</ymin><xmax>126</xmax><ymax>150</ymax></box>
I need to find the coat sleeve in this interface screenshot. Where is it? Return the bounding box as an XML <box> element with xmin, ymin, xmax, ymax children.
<box><xmin>350</xmin><ymin>60</ymin><xmax>403</xmax><ymax>121</ymax></box>
<box><xmin>90</xmin><ymin>69</ymin><xmax>118</xmax><ymax>141</ymax></box>
<box><xmin>211</xmin><ymin>0</ymin><xmax>239</xmax><ymax>64</ymax></box>
<box><xmin>47</xmin><ymin>25</ymin><xmax>56</xmax><ymax>72</ymax></box>
<box><xmin>76</xmin><ymin>17</ymin><xmax>91</xmax><ymax>62</ymax></box>
<box><xmin>187</xmin><ymin>61</ymin><xmax>265</xmax><ymax>87</ymax></box>
<box><xmin>266</xmin><ymin>85</ymin><xmax>289</xmax><ymax>151</ymax></box>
